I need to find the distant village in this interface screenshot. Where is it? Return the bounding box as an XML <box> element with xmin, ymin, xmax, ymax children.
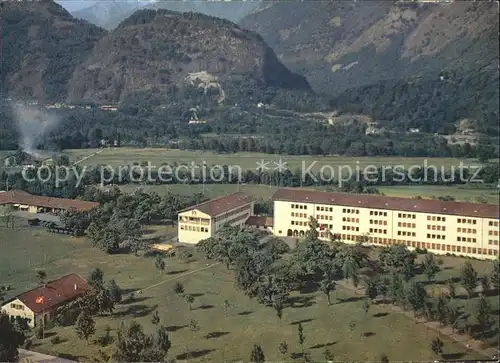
<box><xmin>3</xmin><ymin>99</ymin><xmax>118</xmax><ymax>112</ymax></box>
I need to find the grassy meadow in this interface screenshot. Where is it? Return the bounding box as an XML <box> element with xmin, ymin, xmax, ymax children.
<box><xmin>1</xmin><ymin>224</ymin><xmax>497</xmax><ymax>362</ymax></box>
<box><xmin>65</xmin><ymin>147</ymin><xmax>479</xmax><ymax>173</ymax></box>
<box><xmin>109</xmin><ymin>183</ymin><xmax>499</xmax><ymax>205</ymax></box>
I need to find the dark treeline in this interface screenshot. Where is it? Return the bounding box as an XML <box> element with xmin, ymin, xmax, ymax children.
<box><xmin>0</xmin><ymin>82</ymin><xmax>498</xmax><ymax>160</ymax></box>
<box><xmin>1</xmin><ymin>162</ymin><xmax>498</xmax><ymax>201</ymax></box>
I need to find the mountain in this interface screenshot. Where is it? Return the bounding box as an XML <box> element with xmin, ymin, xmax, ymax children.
<box><xmin>67</xmin><ymin>9</ymin><xmax>311</xmax><ymax>104</ymax></box>
<box><xmin>240</xmin><ymin>1</ymin><xmax>499</xmax><ymax>96</ymax></box>
<box><xmin>68</xmin><ymin>0</ymin><xmax>261</xmax><ymax>30</ymax></box>
<box><xmin>240</xmin><ymin>1</ymin><xmax>499</xmax><ymax>134</ymax></box>
<box><xmin>72</xmin><ymin>1</ymin><xmax>147</xmax><ymax>30</ymax></box>
<box><xmin>0</xmin><ymin>0</ymin><xmax>106</xmax><ymax>102</ymax></box>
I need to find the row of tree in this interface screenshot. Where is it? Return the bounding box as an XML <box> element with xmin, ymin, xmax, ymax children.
<box><xmin>60</xmin><ymin>187</ymin><xmax>207</xmax><ymax>254</ymax></box>
<box><xmin>3</xmin><ymin>161</ymin><xmax>498</xmax><ymax>199</ymax></box>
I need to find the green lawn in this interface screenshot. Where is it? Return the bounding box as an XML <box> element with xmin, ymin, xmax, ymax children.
<box><xmin>111</xmin><ymin>183</ymin><xmax>499</xmax><ymax>205</ymax></box>
<box><xmin>1</xmin><ymin>225</ymin><xmax>494</xmax><ymax>362</ymax></box>
<box><xmin>378</xmin><ymin>185</ymin><xmax>499</xmax><ymax>204</ymax></box>
<box><xmin>114</xmin><ymin>183</ymin><xmax>279</xmax><ymax>200</ymax></box>
<box><xmin>64</xmin><ymin>147</ymin><xmax>479</xmax><ymax>174</ymax></box>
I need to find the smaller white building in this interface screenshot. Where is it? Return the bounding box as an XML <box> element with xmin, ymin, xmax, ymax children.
<box><xmin>1</xmin><ymin>274</ymin><xmax>88</xmax><ymax>328</ymax></box>
<box><xmin>178</xmin><ymin>192</ymin><xmax>254</xmax><ymax>244</ymax></box>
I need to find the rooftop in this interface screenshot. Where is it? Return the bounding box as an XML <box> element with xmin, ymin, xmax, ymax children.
<box><xmin>0</xmin><ymin>190</ymin><xmax>99</xmax><ymax>212</ymax></box>
<box><xmin>180</xmin><ymin>192</ymin><xmax>253</xmax><ymax>217</ymax></box>
<box><xmin>13</xmin><ymin>274</ymin><xmax>89</xmax><ymax>314</ymax></box>
<box><xmin>273</xmin><ymin>188</ymin><xmax>500</xmax><ymax>219</ymax></box>
<box><xmin>245</xmin><ymin>215</ymin><xmax>273</xmax><ymax>227</ymax></box>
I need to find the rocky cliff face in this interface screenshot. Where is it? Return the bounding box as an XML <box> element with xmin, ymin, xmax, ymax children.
<box><xmin>0</xmin><ymin>0</ymin><xmax>106</xmax><ymax>102</ymax></box>
<box><xmin>240</xmin><ymin>1</ymin><xmax>499</xmax><ymax>96</ymax></box>
<box><xmin>67</xmin><ymin>9</ymin><xmax>310</xmax><ymax>104</ymax></box>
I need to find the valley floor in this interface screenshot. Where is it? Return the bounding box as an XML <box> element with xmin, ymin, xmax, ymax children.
<box><xmin>1</xmin><ymin>224</ymin><xmax>497</xmax><ymax>362</ymax></box>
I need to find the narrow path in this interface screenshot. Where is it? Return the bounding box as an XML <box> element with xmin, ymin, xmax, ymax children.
<box><xmin>140</xmin><ymin>262</ymin><xmax>220</xmax><ymax>293</ymax></box>
<box><xmin>336</xmin><ymin>280</ymin><xmax>498</xmax><ymax>359</ymax></box>
<box><xmin>19</xmin><ymin>349</ymin><xmax>76</xmax><ymax>363</ymax></box>
<box><xmin>71</xmin><ymin>149</ymin><xmax>104</xmax><ymax>166</ymax></box>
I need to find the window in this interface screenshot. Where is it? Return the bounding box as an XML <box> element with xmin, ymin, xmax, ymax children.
<box><xmin>11</xmin><ymin>304</ymin><xmax>24</xmax><ymax>310</ymax></box>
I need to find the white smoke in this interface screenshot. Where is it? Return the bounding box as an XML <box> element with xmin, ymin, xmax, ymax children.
<box><xmin>11</xmin><ymin>102</ymin><xmax>61</xmax><ymax>157</ymax></box>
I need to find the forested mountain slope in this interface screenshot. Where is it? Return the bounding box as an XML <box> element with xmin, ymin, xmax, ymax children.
<box><xmin>240</xmin><ymin>1</ymin><xmax>499</xmax><ymax>134</ymax></box>
<box><xmin>0</xmin><ymin>0</ymin><xmax>106</xmax><ymax>102</ymax></box>
<box><xmin>67</xmin><ymin>9</ymin><xmax>311</xmax><ymax>104</ymax></box>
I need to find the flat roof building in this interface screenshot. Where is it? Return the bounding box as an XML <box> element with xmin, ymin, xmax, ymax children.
<box><xmin>178</xmin><ymin>192</ymin><xmax>254</xmax><ymax>244</ymax></box>
<box><xmin>273</xmin><ymin>188</ymin><xmax>499</xmax><ymax>260</ymax></box>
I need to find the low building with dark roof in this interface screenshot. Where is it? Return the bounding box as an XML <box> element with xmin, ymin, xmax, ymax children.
<box><xmin>1</xmin><ymin>274</ymin><xmax>89</xmax><ymax>327</ymax></box>
<box><xmin>178</xmin><ymin>192</ymin><xmax>254</xmax><ymax>244</ymax></box>
<box><xmin>0</xmin><ymin>190</ymin><xmax>99</xmax><ymax>213</ymax></box>
<box><xmin>245</xmin><ymin>216</ymin><xmax>273</xmax><ymax>232</ymax></box>
<box><xmin>272</xmin><ymin>188</ymin><xmax>499</xmax><ymax>260</ymax></box>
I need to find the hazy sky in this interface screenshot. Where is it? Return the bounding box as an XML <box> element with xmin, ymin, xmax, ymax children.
<box><xmin>56</xmin><ymin>1</ymin><xmax>99</xmax><ymax>11</ymax></box>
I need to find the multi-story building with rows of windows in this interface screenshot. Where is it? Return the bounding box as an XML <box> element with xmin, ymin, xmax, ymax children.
<box><xmin>272</xmin><ymin>188</ymin><xmax>499</xmax><ymax>260</ymax></box>
<box><xmin>177</xmin><ymin>192</ymin><xmax>254</xmax><ymax>244</ymax></box>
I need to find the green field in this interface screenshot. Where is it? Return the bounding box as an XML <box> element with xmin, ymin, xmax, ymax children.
<box><xmin>1</xmin><ymin>225</ymin><xmax>496</xmax><ymax>362</ymax></box>
<box><xmin>378</xmin><ymin>185</ymin><xmax>499</xmax><ymax>204</ymax></box>
<box><xmin>65</xmin><ymin>147</ymin><xmax>479</xmax><ymax>173</ymax></box>
<box><xmin>111</xmin><ymin>183</ymin><xmax>499</xmax><ymax>205</ymax></box>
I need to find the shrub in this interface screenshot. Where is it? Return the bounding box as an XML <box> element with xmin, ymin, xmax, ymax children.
<box><xmin>34</xmin><ymin>326</ymin><xmax>44</xmax><ymax>339</ymax></box>
<box><xmin>23</xmin><ymin>339</ymin><xmax>33</xmax><ymax>350</ymax></box>
<box><xmin>50</xmin><ymin>336</ymin><xmax>61</xmax><ymax>344</ymax></box>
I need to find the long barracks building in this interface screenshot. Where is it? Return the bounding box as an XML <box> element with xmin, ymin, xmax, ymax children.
<box><xmin>272</xmin><ymin>188</ymin><xmax>499</xmax><ymax>260</ymax></box>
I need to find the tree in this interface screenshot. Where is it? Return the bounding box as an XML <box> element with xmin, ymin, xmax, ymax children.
<box><xmin>320</xmin><ymin>276</ymin><xmax>336</xmax><ymax>305</ymax></box>
<box><xmin>106</xmin><ymin>280</ymin><xmax>122</xmax><ymax>305</ymax></box>
<box><xmin>250</xmin><ymin>344</ymin><xmax>265</xmax><ymax>363</ymax></box>
<box><xmin>324</xmin><ymin>348</ymin><xmax>334</xmax><ymax>361</ymax></box>
<box><xmin>278</xmin><ymin>341</ymin><xmax>288</xmax><ymax>358</ymax></box>
<box><xmin>298</xmin><ymin>322</ymin><xmax>305</xmax><ymax>354</ymax></box>
<box><xmin>273</xmin><ymin>298</ymin><xmax>284</xmax><ymax>320</ymax></box>
<box><xmin>223</xmin><ymin>299</ymin><xmax>230</xmax><ymax>317</ymax></box>
<box><xmin>436</xmin><ymin>294</ymin><xmax>449</xmax><ymax>326</ymax></box>
<box><xmin>0</xmin><ymin>313</ymin><xmax>25</xmax><ymax>362</ymax></box>
<box><xmin>36</xmin><ymin>270</ymin><xmax>47</xmax><ymax>286</ymax></box>
<box><xmin>185</xmin><ymin>294</ymin><xmax>195</xmax><ymax>310</ymax></box>
<box><xmin>362</xmin><ymin>299</ymin><xmax>371</xmax><ymax>315</ymax></box>
<box><xmin>430</xmin><ymin>337</ymin><xmax>443</xmax><ymax>357</ymax></box>
<box><xmin>480</xmin><ymin>275</ymin><xmax>490</xmax><ymax>293</ymax></box>
<box><xmin>380</xmin><ymin>353</ymin><xmax>389</xmax><ymax>363</ymax></box>
<box><xmin>447</xmin><ymin>281</ymin><xmax>456</xmax><ymax>299</ymax></box>
<box><xmin>114</xmin><ymin>321</ymin><xmax>166</xmax><ymax>362</ymax></box>
<box><xmin>365</xmin><ymin>277</ymin><xmax>378</xmax><ymax>301</ymax></box>
<box><xmin>491</xmin><ymin>259</ymin><xmax>499</xmax><ymax>292</ymax></box>
<box><xmin>88</xmin><ymin>268</ymin><xmax>104</xmax><ymax>290</ymax></box>
<box><xmin>476</xmin><ymin>295</ymin><xmax>492</xmax><ymax>334</ymax></box>
<box><xmin>155</xmin><ymin>255</ymin><xmax>166</xmax><ymax>274</ymax></box>
<box><xmin>154</xmin><ymin>325</ymin><xmax>171</xmax><ymax>354</ymax></box>
<box><xmin>461</xmin><ymin>261</ymin><xmax>478</xmax><ymax>298</ymax></box>
<box><xmin>151</xmin><ymin>311</ymin><xmax>160</xmax><ymax>326</ymax></box>
<box><xmin>174</xmin><ymin>282</ymin><xmax>185</xmax><ymax>297</ymax></box>
<box><xmin>422</xmin><ymin>254</ymin><xmax>440</xmax><ymax>282</ymax></box>
<box><xmin>188</xmin><ymin>319</ymin><xmax>199</xmax><ymax>334</ymax></box>
<box><xmin>75</xmin><ymin>310</ymin><xmax>96</xmax><ymax>344</ymax></box>
<box><xmin>379</xmin><ymin>245</ymin><xmax>417</xmax><ymax>281</ymax></box>
<box><xmin>405</xmin><ymin>280</ymin><xmax>427</xmax><ymax>316</ymax></box>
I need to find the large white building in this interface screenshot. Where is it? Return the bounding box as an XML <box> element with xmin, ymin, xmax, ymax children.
<box><xmin>177</xmin><ymin>192</ymin><xmax>254</xmax><ymax>244</ymax></box>
<box><xmin>272</xmin><ymin>188</ymin><xmax>499</xmax><ymax>260</ymax></box>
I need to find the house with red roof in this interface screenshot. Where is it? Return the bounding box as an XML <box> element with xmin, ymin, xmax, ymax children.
<box><xmin>0</xmin><ymin>190</ymin><xmax>99</xmax><ymax>214</ymax></box>
<box><xmin>1</xmin><ymin>274</ymin><xmax>89</xmax><ymax>328</ymax></box>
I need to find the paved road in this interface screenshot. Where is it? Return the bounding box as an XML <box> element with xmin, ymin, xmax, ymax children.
<box><xmin>19</xmin><ymin>349</ymin><xmax>76</xmax><ymax>363</ymax></box>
